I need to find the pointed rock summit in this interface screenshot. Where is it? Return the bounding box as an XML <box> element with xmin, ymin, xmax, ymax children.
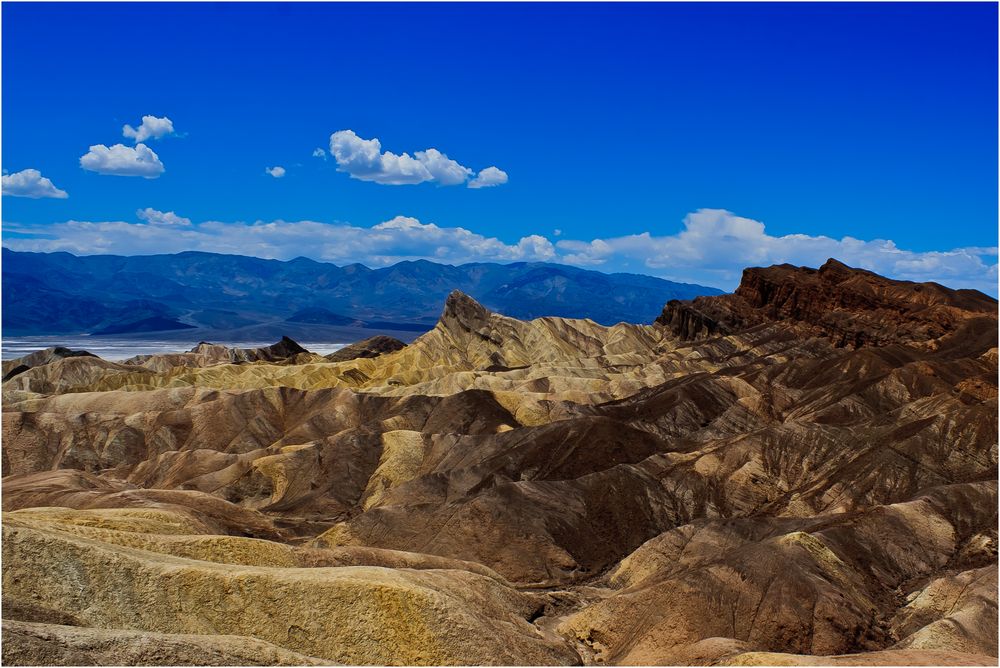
<box><xmin>436</xmin><ymin>290</ymin><xmax>505</xmax><ymax>348</ymax></box>
<box><xmin>261</xmin><ymin>336</ymin><xmax>309</xmax><ymax>359</ymax></box>
<box><xmin>441</xmin><ymin>290</ymin><xmax>493</xmax><ymax>329</ymax></box>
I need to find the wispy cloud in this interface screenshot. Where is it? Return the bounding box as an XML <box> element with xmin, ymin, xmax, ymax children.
<box><xmin>3</xmin><ymin>208</ymin><xmax>996</xmax><ymax>295</ymax></box>
<box><xmin>122</xmin><ymin>115</ymin><xmax>174</xmax><ymax>143</ymax></box>
<box><xmin>265</xmin><ymin>166</ymin><xmax>286</xmax><ymax>178</ymax></box>
<box><xmin>328</xmin><ymin>130</ymin><xmax>505</xmax><ymax>188</ymax></box>
<box><xmin>2</xmin><ymin>169</ymin><xmax>68</xmax><ymax>199</ymax></box>
<box><xmin>79</xmin><ymin>143</ymin><xmax>165</xmax><ymax>178</ymax></box>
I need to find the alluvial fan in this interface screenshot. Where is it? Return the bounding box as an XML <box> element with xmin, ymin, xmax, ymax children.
<box><xmin>2</xmin><ymin>258</ymin><xmax>997</xmax><ymax>666</ymax></box>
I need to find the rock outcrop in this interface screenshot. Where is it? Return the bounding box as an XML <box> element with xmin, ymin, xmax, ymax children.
<box><xmin>657</xmin><ymin>258</ymin><xmax>997</xmax><ymax>348</ymax></box>
<box><xmin>2</xmin><ymin>621</ymin><xmax>333</xmax><ymax>666</ymax></box>
<box><xmin>1</xmin><ymin>346</ymin><xmax>97</xmax><ymax>382</ymax></box>
<box><xmin>325</xmin><ymin>335</ymin><xmax>406</xmax><ymax>362</ymax></box>
<box><xmin>123</xmin><ymin>336</ymin><xmax>317</xmax><ymax>372</ymax></box>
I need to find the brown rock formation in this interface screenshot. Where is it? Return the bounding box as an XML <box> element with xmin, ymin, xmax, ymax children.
<box><xmin>657</xmin><ymin>258</ymin><xmax>997</xmax><ymax>347</ymax></box>
<box><xmin>325</xmin><ymin>335</ymin><xmax>406</xmax><ymax>362</ymax></box>
<box><xmin>1</xmin><ymin>346</ymin><xmax>97</xmax><ymax>382</ymax></box>
<box><xmin>123</xmin><ymin>336</ymin><xmax>318</xmax><ymax>372</ymax></box>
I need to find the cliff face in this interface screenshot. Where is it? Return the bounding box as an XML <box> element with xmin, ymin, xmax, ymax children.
<box><xmin>658</xmin><ymin>258</ymin><xmax>997</xmax><ymax>348</ymax></box>
<box><xmin>2</xmin><ymin>259</ymin><xmax>997</xmax><ymax>666</ymax></box>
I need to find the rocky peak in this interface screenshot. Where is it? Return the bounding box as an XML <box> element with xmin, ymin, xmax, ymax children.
<box><xmin>264</xmin><ymin>336</ymin><xmax>308</xmax><ymax>358</ymax></box>
<box><xmin>224</xmin><ymin>336</ymin><xmax>309</xmax><ymax>364</ymax></box>
<box><xmin>816</xmin><ymin>257</ymin><xmax>855</xmax><ymax>279</ymax></box>
<box><xmin>175</xmin><ymin>337</ymin><xmax>310</xmax><ymax>366</ymax></box>
<box><xmin>440</xmin><ymin>290</ymin><xmax>494</xmax><ymax>335</ymax></box>
<box><xmin>188</xmin><ymin>341</ymin><xmax>225</xmax><ymax>354</ymax></box>
<box><xmin>2</xmin><ymin>346</ymin><xmax>98</xmax><ymax>382</ymax></box>
<box><xmin>325</xmin><ymin>336</ymin><xmax>406</xmax><ymax>362</ymax></box>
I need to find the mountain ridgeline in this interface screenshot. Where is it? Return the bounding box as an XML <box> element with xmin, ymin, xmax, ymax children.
<box><xmin>1</xmin><ymin>248</ymin><xmax>722</xmax><ymax>337</ymax></box>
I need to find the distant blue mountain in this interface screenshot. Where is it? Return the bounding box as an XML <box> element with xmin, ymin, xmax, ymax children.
<box><xmin>1</xmin><ymin>249</ymin><xmax>724</xmax><ymax>336</ymax></box>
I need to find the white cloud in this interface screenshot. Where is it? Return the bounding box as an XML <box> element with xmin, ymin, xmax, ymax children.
<box><xmin>122</xmin><ymin>115</ymin><xmax>174</xmax><ymax>143</ymax></box>
<box><xmin>362</xmin><ymin>216</ymin><xmax>554</xmax><ymax>263</ymax></box>
<box><xmin>329</xmin><ymin>131</ymin><xmax>429</xmax><ymax>185</ymax></box>
<box><xmin>79</xmin><ymin>143</ymin><xmax>164</xmax><ymax>178</ymax></box>
<box><xmin>414</xmin><ymin>148</ymin><xmax>472</xmax><ymax>185</ymax></box>
<box><xmin>312</xmin><ymin>148</ymin><xmax>327</xmax><ymax>160</ymax></box>
<box><xmin>328</xmin><ymin>130</ymin><xmax>503</xmax><ymax>188</ymax></box>
<box><xmin>3</xmin><ymin>214</ymin><xmax>555</xmax><ymax>267</ymax></box>
<box><xmin>266</xmin><ymin>166</ymin><xmax>286</xmax><ymax>178</ymax></box>
<box><xmin>468</xmin><ymin>166</ymin><xmax>508</xmax><ymax>189</ymax></box>
<box><xmin>2</xmin><ymin>169</ymin><xmax>68</xmax><ymax>199</ymax></box>
<box><xmin>554</xmin><ymin>209</ymin><xmax>999</xmax><ymax>294</ymax></box>
<box><xmin>3</xmin><ymin>208</ymin><xmax>995</xmax><ymax>295</ymax></box>
<box><xmin>136</xmin><ymin>208</ymin><xmax>191</xmax><ymax>226</ymax></box>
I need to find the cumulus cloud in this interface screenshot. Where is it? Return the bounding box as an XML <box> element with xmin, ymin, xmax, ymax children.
<box><xmin>265</xmin><ymin>166</ymin><xmax>286</xmax><ymax>178</ymax></box>
<box><xmin>79</xmin><ymin>143</ymin><xmax>164</xmax><ymax>178</ymax></box>
<box><xmin>414</xmin><ymin>148</ymin><xmax>473</xmax><ymax>185</ymax></box>
<box><xmin>328</xmin><ymin>130</ymin><xmax>503</xmax><ymax>188</ymax></box>
<box><xmin>468</xmin><ymin>166</ymin><xmax>508</xmax><ymax>189</ymax></box>
<box><xmin>312</xmin><ymin>148</ymin><xmax>327</xmax><ymax>159</ymax></box>
<box><xmin>554</xmin><ymin>209</ymin><xmax>999</xmax><ymax>294</ymax></box>
<box><xmin>122</xmin><ymin>115</ymin><xmax>174</xmax><ymax>143</ymax></box>
<box><xmin>329</xmin><ymin>131</ymin><xmax>430</xmax><ymax>185</ymax></box>
<box><xmin>3</xmin><ymin>208</ymin><xmax>994</xmax><ymax>295</ymax></box>
<box><xmin>365</xmin><ymin>216</ymin><xmax>555</xmax><ymax>264</ymax></box>
<box><xmin>136</xmin><ymin>208</ymin><xmax>191</xmax><ymax>226</ymax></box>
<box><xmin>2</xmin><ymin>169</ymin><xmax>68</xmax><ymax>199</ymax></box>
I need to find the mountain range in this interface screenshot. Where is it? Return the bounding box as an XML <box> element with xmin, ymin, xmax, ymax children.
<box><xmin>1</xmin><ymin>248</ymin><xmax>722</xmax><ymax>338</ymax></box>
<box><xmin>2</xmin><ymin>258</ymin><xmax>996</xmax><ymax>665</ymax></box>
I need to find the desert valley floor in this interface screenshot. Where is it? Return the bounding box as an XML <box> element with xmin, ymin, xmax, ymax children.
<box><xmin>1</xmin><ymin>259</ymin><xmax>997</xmax><ymax>666</ymax></box>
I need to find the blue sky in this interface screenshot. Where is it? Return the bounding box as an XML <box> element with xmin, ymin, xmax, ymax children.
<box><xmin>2</xmin><ymin>2</ymin><xmax>997</xmax><ymax>293</ymax></box>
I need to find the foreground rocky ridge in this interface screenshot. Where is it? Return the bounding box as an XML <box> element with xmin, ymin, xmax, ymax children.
<box><xmin>2</xmin><ymin>259</ymin><xmax>996</xmax><ymax>665</ymax></box>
